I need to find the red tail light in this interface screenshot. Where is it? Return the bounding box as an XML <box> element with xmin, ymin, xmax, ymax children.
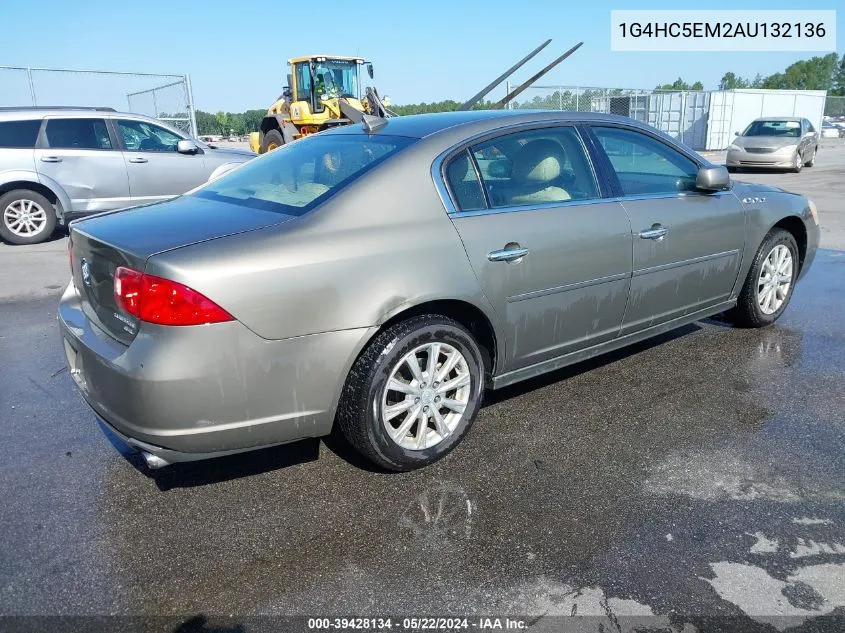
<box><xmin>114</xmin><ymin>266</ymin><xmax>233</xmax><ymax>326</ymax></box>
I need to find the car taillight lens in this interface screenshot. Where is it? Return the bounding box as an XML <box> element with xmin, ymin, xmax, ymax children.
<box><xmin>114</xmin><ymin>266</ymin><xmax>233</xmax><ymax>326</ymax></box>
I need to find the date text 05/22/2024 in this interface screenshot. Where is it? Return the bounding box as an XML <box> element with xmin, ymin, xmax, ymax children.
<box><xmin>307</xmin><ymin>617</ymin><xmax>528</xmax><ymax>630</ymax></box>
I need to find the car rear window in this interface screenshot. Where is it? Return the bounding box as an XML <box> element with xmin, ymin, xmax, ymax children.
<box><xmin>194</xmin><ymin>134</ymin><xmax>414</xmax><ymax>215</ymax></box>
<box><xmin>0</xmin><ymin>120</ymin><xmax>41</xmax><ymax>148</ymax></box>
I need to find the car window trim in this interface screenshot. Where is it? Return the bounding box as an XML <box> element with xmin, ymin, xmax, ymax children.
<box><xmin>451</xmin><ymin>189</ymin><xmax>733</xmax><ymax>219</ymax></box>
<box><xmin>42</xmin><ymin>116</ymin><xmax>117</xmax><ymax>152</ymax></box>
<box><xmin>433</xmin><ymin>120</ymin><xmax>610</xmax><ymax>217</ymax></box>
<box><xmin>582</xmin><ymin>122</ymin><xmax>725</xmax><ymax>200</ymax></box>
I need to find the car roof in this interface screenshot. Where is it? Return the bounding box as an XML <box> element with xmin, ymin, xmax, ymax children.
<box><xmin>323</xmin><ymin>109</ymin><xmax>652</xmax><ymax>140</ymax></box>
<box><xmin>0</xmin><ymin>107</ymin><xmax>154</xmax><ymax>122</ymax></box>
<box><xmin>752</xmin><ymin>117</ymin><xmax>802</xmax><ymax>122</ymax></box>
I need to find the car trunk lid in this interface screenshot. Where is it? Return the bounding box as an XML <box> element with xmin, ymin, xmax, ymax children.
<box><xmin>69</xmin><ymin>196</ymin><xmax>294</xmax><ymax>344</ymax></box>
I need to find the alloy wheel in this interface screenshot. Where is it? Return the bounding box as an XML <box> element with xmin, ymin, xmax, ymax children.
<box><xmin>757</xmin><ymin>244</ymin><xmax>793</xmax><ymax>315</ymax></box>
<box><xmin>3</xmin><ymin>199</ymin><xmax>47</xmax><ymax>237</ymax></box>
<box><xmin>381</xmin><ymin>342</ymin><xmax>471</xmax><ymax>450</ymax></box>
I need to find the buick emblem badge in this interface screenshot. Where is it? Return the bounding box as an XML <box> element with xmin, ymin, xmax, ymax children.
<box><xmin>81</xmin><ymin>259</ymin><xmax>92</xmax><ymax>287</ymax></box>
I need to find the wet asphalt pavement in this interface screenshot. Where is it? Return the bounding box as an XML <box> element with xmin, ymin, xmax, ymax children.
<box><xmin>2</xmin><ymin>253</ymin><xmax>845</xmax><ymax>631</ymax></box>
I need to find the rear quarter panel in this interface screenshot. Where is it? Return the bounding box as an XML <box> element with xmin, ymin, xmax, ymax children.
<box><xmin>144</xmin><ymin>142</ymin><xmax>500</xmax><ymax>344</ymax></box>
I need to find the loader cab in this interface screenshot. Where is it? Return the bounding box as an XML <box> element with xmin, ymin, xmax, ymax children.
<box><xmin>290</xmin><ymin>56</ymin><xmax>366</xmax><ymax>116</ymax></box>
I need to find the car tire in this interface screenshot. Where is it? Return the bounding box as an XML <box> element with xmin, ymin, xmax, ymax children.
<box><xmin>0</xmin><ymin>189</ymin><xmax>57</xmax><ymax>245</ymax></box>
<box><xmin>726</xmin><ymin>228</ymin><xmax>799</xmax><ymax>329</ymax></box>
<box><xmin>804</xmin><ymin>146</ymin><xmax>817</xmax><ymax>167</ymax></box>
<box><xmin>791</xmin><ymin>151</ymin><xmax>803</xmax><ymax>173</ymax></box>
<box><xmin>260</xmin><ymin>129</ymin><xmax>284</xmax><ymax>153</ymax></box>
<box><xmin>336</xmin><ymin>314</ymin><xmax>485</xmax><ymax>471</ymax></box>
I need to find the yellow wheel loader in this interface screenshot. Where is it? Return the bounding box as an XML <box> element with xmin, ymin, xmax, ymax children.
<box><xmin>249</xmin><ymin>42</ymin><xmax>584</xmax><ymax>153</ymax></box>
<box><xmin>249</xmin><ymin>55</ymin><xmax>394</xmax><ymax>154</ymax></box>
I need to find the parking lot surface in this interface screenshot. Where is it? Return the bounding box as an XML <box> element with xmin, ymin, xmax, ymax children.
<box><xmin>1</xmin><ymin>139</ymin><xmax>844</xmax><ymax>632</ymax></box>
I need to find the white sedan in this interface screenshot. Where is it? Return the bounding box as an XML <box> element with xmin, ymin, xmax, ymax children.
<box><xmin>821</xmin><ymin>121</ymin><xmax>843</xmax><ymax>138</ymax></box>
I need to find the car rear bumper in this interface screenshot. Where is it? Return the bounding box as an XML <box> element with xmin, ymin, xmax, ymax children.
<box><xmin>726</xmin><ymin>148</ymin><xmax>797</xmax><ymax>168</ymax></box>
<box><xmin>58</xmin><ymin>282</ymin><xmax>373</xmax><ymax>462</ymax></box>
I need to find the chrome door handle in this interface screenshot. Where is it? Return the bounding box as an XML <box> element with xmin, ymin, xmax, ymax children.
<box><xmin>638</xmin><ymin>225</ymin><xmax>669</xmax><ymax>240</ymax></box>
<box><xmin>488</xmin><ymin>247</ymin><xmax>529</xmax><ymax>262</ymax></box>
<box><xmin>128</xmin><ymin>157</ymin><xmax>148</xmax><ymax>163</ymax></box>
<box><xmin>40</xmin><ymin>156</ymin><xmax>61</xmax><ymax>163</ymax></box>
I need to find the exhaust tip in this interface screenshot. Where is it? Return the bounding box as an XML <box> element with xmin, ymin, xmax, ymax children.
<box><xmin>142</xmin><ymin>451</ymin><xmax>170</xmax><ymax>469</ymax></box>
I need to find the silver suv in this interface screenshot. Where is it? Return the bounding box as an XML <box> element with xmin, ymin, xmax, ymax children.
<box><xmin>0</xmin><ymin>107</ymin><xmax>255</xmax><ymax>244</ymax></box>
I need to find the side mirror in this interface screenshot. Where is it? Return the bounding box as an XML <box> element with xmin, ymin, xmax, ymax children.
<box><xmin>734</xmin><ymin>131</ymin><xmax>740</xmax><ymax>136</ymax></box>
<box><xmin>177</xmin><ymin>139</ymin><xmax>199</xmax><ymax>154</ymax></box>
<box><xmin>366</xmin><ymin>63</ymin><xmax>374</xmax><ymax>79</ymax></box>
<box><xmin>696</xmin><ymin>165</ymin><xmax>731</xmax><ymax>192</ymax></box>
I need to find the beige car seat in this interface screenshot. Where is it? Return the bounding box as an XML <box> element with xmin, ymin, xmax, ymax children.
<box><xmin>508</xmin><ymin>139</ymin><xmax>571</xmax><ymax>205</ymax></box>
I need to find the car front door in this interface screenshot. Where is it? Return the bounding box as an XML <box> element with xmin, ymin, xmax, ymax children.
<box><xmin>442</xmin><ymin>124</ymin><xmax>633</xmax><ymax>372</ymax></box>
<box><xmin>115</xmin><ymin>118</ymin><xmax>208</xmax><ymax>205</ymax></box>
<box><xmin>34</xmin><ymin>117</ymin><xmax>129</xmax><ymax>213</ymax></box>
<box><xmin>587</xmin><ymin>125</ymin><xmax>745</xmax><ymax>335</ymax></box>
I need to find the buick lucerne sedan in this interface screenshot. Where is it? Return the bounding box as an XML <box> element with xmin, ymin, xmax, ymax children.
<box><xmin>59</xmin><ymin>110</ymin><xmax>820</xmax><ymax>471</ymax></box>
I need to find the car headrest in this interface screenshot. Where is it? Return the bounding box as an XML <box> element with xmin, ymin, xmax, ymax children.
<box><xmin>487</xmin><ymin>159</ymin><xmax>511</xmax><ymax>179</ymax></box>
<box><xmin>447</xmin><ymin>153</ymin><xmax>471</xmax><ymax>183</ymax></box>
<box><xmin>512</xmin><ymin>139</ymin><xmax>565</xmax><ymax>184</ymax></box>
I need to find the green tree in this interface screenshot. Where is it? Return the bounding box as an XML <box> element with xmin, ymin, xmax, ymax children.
<box><xmin>655</xmin><ymin>78</ymin><xmax>703</xmax><ymax>91</ymax></box>
<box><xmin>831</xmin><ymin>54</ymin><xmax>845</xmax><ymax>96</ymax></box>
<box><xmin>719</xmin><ymin>72</ymin><xmax>750</xmax><ymax>90</ymax></box>
<box><xmin>762</xmin><ymin>53</ymin><xmax>838</xmax><ymax>90</ymax></box>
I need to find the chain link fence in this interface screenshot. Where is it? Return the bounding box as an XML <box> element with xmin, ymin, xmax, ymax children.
<box><xmin>510</xmin><ymin>85</ymin><xmax>653</xmax><ymax>117</ymax></box>
<box><xmin>0</xmin><ymin>66</ymin><xmax>197</xmax><ymax>136</ymax></box>
<box><xmin>825</xmin><ymin>96</ymin><xmax>845</xmax><ymax>117</ymax></box>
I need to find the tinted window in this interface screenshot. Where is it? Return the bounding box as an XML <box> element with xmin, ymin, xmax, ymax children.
<box><xmin>444</xmin><ymin>150</ymin><xmax>485</xmax><ymax>211</ymax></box>
<box><xmin>469</xmin><ymin>127</ymin><xmax>598</xmax><ymax>208</ymax></box>
<box><xmin>118</xmin><ymin>119</ymin><xmax>181</xmax><ymax>152</ymax></box>
<box><xmin>0</xmin><ymin>120</ymin><xmax>41</xmax><ymax>148</ymax></box>
<box><xmin>195</xmin><ymin>134</ymin><xmax>414</xmax><ymax>215</ymax></box>
<box><xmin>45</xmin><ymin>118</ymin><xmax>112</xmax><ymax>150</ymax></box>
<box><xmin>593</xmin><ymin>126</ymin><xmax>698</xmax><ymax>196</ymax></box>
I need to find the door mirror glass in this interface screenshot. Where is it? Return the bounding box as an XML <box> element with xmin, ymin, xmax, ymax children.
<box><xmin>177</xmin><ymin>139</ymin><xmax>199</xmax><ymax>154</ymax></box>
<box><xmin>696</xmin><ymin>165</ymin><xmax>730</xmax><ymax>192</ymax></box>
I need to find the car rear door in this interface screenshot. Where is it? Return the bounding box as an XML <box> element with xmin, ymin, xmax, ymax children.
<box><xmin>114</xmin><ymin>118</ymin><xmax>208</xmax><ymax>205</ymax></box>
<box><xmin>586</xmin><ymin>125</ymin><xmax>745</xmax><ymax>335</ymax></box>
<box><xmin>34</xmin><ymin>116</ymin><xmax>129</xmax><ymax>213</ymax></box>
<box><xmin>441</xmin><ymin>124</ymin><xmax>633</xmax><ymax>372</ymax></box>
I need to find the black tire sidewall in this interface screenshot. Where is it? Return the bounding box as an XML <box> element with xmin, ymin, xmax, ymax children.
<box><xmin>361</xmin><ymin>318</ymin><xmax>484</xmax><ymax>471</ymax></box>
<box><xmin>260</xmin><ymin>129</ymin><xmax>284</xmax><ymax>153</ymax></box>
<box><xmin>805</xmin><ymin>147</ymin><xmax>816</xmax><ymax>167</ymax></box>
<box><xmin>743</xmin><ymin>230</ymin><xmax>799</xmax><ymax>326</ymax></box>
<box><xmin>0</xmin><ymin>189</ymin><xmax>57</xmax><ymax>245</ymax></box>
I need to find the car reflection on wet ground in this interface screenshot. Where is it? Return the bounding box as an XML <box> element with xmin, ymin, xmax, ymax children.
<box><xmin>1</xmin><ymin>252</ymin><xmax>844</xmax><ymax>632</ymax></box>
